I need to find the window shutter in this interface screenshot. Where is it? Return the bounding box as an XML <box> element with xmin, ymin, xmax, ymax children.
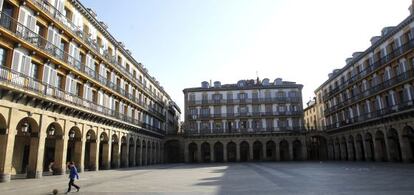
<box><xmin>0</xmin><ymin>0</ymin><xmax>4</xmax><ymax>12</ymax></box>
<box><xmin>42</xmin><ymin>64</ymin><xmax>50</xmax><ymax>84</ymax></box>
<box><xmin>47</xmin><ymin>27</ymin><xmax>54</xmax><ymax>44</ymax></box>
<box><xmin>65</xmin><ymin>75</ymin><xmax>71</xmax><ymax>92</ymax></box>
<box><xmin>28</xmin><ymin>14</ymin><xmax>36</xmax><ymax>32</ymax></box>
<box><xmin>22</xmin><ymin>55</ymin><xmax>31</xmax><ymax>76</ymax></box>
<box><xmin>50</xmin><ymin>68</ymin><xmax>57</xmax><ymax>87</ymax></box>
<box><xmin>11</xmin><ymin>50</ymin><xmax>22</xmax><ymax>72</ymax></box>
<box><xmin>71</xmin><ymin>78</ymin><xmax>76</xmax><ymax>94</ymax></box>
<box><xmin>83</xmin><ymin>84</ymin><xmax>88</xmax><ymax>99</ymax></box>
<box><xmin>18</xmin><ymin>7</ymin><xmax>27</xmax><ymax>25</ymax></box>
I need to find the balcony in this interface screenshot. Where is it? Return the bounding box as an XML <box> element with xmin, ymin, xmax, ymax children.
<box><xmin>324</xmin><ymin>69</ymin><xmax>414</xmax><ymax>116</ymax></box>
<box><xmin>0</xmin><ymin>65</ymin><xmax>164</xmax><ymax>135</ymax></box>
<box><xmin>323</xmin><ymin>38</ymin><xmax>414</xmax><ymax>101</ymax></box>
<box><xmin>187</xmin><ymin>97</ymin><xmax>302</xmax><ymax>106</ymax></box>
<box><xmin>186</xmin><ymin>111</ymin><xmax>303</xmax><ymax>120</ymax></box>
<box><xmin>0</xmin><ymin>12</ymin><xmax>165</xmax><ymax>120</ymax></box>
<box><xmin>325</xmin><ymin>100</ymin><xmax>414</xmax><ymax>131</ymax></box>
<box><xmin>27</xmin><ymin>0</ymin><xmax>164</xmax><ymax>104</ymax></box>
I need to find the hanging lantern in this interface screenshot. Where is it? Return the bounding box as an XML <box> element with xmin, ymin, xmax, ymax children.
<box><xmin>48</xmin><ymin>125</ymin><xmax>56</xmax><ymax>136</ymax></box>
<box><xmin>69</xmin><ymin>130</ymin><xmax>75</xmax><ymax>139</ymax></box>
<box><xmin>21</xmin><ymin>122</ymin><xmax>29</xmax><ymax>133</ymax></box>
<box><xmin>86</xmin><ymin>132</ymin><xmax>92</xmax><ymax>140</ymax></box>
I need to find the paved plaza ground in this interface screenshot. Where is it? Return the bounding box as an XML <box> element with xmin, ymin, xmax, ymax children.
<box><xmin>1</xmin><ymin>162</ymin><xmax>414</xmax><ymax>194</ymax></box>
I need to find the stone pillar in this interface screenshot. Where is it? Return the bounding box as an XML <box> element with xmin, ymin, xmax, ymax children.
<box><xmin>139</xmin><ymin>139</ymin><xmax>143</xmax><ymax>166</ymax></box>
<box><xmin>131</xmin><ymin>139</ymin><xmax>136</xmax><ymax>167</ymax></box>
<box><xmin>262</xmin><ymin>142</ymin><xmax>267</xmax><ymax>161</ymax></box>
<box><xmin>289</xmin><ymin>141</ymin><xmax>294</xmax><ymax>161</ymax></box>
<box><xmin>197</xmin><ymin>142</ymin><xmax>202</xmax><ymax>163</ymax></box>
<box><xmin>223</xmin><ymin>143</ymin><xmax>228</xmax><ymax>162</ymax></box>
<box><xmin>92</xmin><ymin>136</ymin><xmax>99</xmax><ymax>171</ymax></box>
<box><xmin>302</xmin><ymin>139</ymin><xmax>308</xmax><ymax>160</ymax></box>
<box><xmin>249</xmin><ymin>142</ymin><xmax>253</xmax><ymax>161</ymax></box>
<box><xmin>32</xmin><ymin>115</ymin><xmax>49</xmax><ymax>179</ymax></box>
<box><xmin>275</xmin><ymin>140</ymin><xmax>280</xmax><ymax>161</ymax></box>
<box><xmin>76</xmin><ymin>137</ymin><xmax>85</xmax><ymax>173</ymax></box>
<box><xmin>0</xmin><ymin>109</ymin><xmax>21</xmax><ymax>182</ymax></box>
<box><xmin>399</xmin><ymin>132</ymin><xmax>411</xmax><ymax>162</ymax></box>
<box><xmin>236</xmin><ymin>142</ymin><xmax>240</xmax><ymax>162</ymax></box>
<box><xmin>210</xmin><ymin>143</ymin><xmax>215</xmax><ymax>162</ymax></box>
<box><xmin>184</xmin><ymin>142</ymin><xmax>189</xmax><ymax>163</ymax></box>
<box><xmin>354</xmin><ymin>139</ymin><xmax>361</xmax><ymax>161</ymax></box>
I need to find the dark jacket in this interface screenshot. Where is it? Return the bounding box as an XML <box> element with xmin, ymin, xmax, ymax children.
<box><xmin>69</xmin><ymin>166</ymin><xmax>79</xmax><ymax>179</ymax></box>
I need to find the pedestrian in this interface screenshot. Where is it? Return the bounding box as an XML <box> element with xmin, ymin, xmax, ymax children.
<box><xmin>66</xmin><ymin>162</ymin><xmax>80</xmax><ymax>193</ymax></box>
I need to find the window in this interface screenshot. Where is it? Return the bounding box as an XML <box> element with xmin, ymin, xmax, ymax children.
<box><xmin>238</xmin><ymin>93</ymin><xmax>247</xmax><ymax>100</ymax></box>
<box><xmin>30</xmin><ymin>63</ymin><xmax>39</xmax><ymax>79</ymax></box>
<box><xmin>200</xmin><ymin>107</ymin><xmax>210</xmax><ymax>116</ymax></box>
<box><xmin>239</xmin><ymin>106</ymin><xmax>248</xmax><ymax>113</ymax></box>
<box><xmin>240</xmin><ymin>120</ymin><xmax>248</xmax><ymax>129</ymax></box>
<box><xmin>212</xmin><ymin>94</ymin><xmax>222</xmax><ymax>101</ymax></box>
<box><xmin>0</xmin><ymin>47</ymin><xmax>7</xmax><ymax>66</ymax></box>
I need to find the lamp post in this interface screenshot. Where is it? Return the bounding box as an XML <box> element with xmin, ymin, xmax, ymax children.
<box><xmin>21</xmin><ymin>122</ymin><xmax>29</xmax><ymax>134</ymax></box>
<box><xmin>48</xmin><ymin>125</ymin><xmax>56</xmax><ymax>137</ymax></box>
<box><xmin>69</xmin><ymin>130</ymin><xmax>75</xmax><ymax>140</ymax></box>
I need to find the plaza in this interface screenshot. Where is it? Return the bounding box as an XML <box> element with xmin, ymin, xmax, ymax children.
<box><xmin>1</xmin><ymin>162</ymin><xmax>414</xmax><ymax>194</ymax></box>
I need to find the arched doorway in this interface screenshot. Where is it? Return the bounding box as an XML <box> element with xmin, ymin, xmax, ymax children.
<box><xmin>334</xmin><ymin>138</ymin><xmax>341</xmax><ymax>160</ymax></box>
<box><xmin>66</xmin><ymin>126</ymin><xmax>82</xmax><ymax>171</ymax></box>
<box><xmin>240</xmin><ymin>141</ymin><xmax>249</xmax><ymax>162</ymax></box>
<box><xmin>128</xmin><ymin>137</ymin><xmax>135</xmax><ymax>167</ymax></box>
<box><xmin>279</xmin><ymin>140</ymin><xmax>289</xmax><ymax>161</ymax></box>
<box><xmin>266</xmin><ymin>140</ymin><xmax>277</xmax><ymax>161</ymax></box>
<box><xmin>328</xmin><ymin>139</ymin><xmax>335</xmax><ymax>160</ymax></box>
<box><xmin>142</xmin><ymin>141</ymin><xmax>147</xmax><ymax>165</ymax></box>
<box><xmin>43</xmin><ymin>122</ymin><xmax>64</xmax><ymax>175</ymax></box>
<box><xmin>348</xmin><ymin>135</ymin><xmax>356</xmax><ymax>161</ymax></box>
<box><xmin>136</xmin><ymin>139</ymin><xmax>141</xmax><ymax>166</ymax></box>
<box><xmin>84</xmin><ymin>129</ymin><xmax>97</xmax><ymax>171</ymax></box>
<box><xmin>341</xmin><ymin>137</ymin><xmax>348</xmax><ymax>161</ymax></box>
<box><xmin>388</xmin><ymin>128</ymin><xmax>402</xmax><ymax>162</ymax></box>
<box><xmin>201</xmin><ymin>142</ymin><xmax>211</xmax><ymax>162</ymax></box>
<box><xmin>120</xmin><ymin>136</ymin><xmax>127</xmax><ymax>168</ymax></box>
<box><xmin>356</xmin><ymin>134</ymin><xmax>365</xmax><ymax>161</ymax></box>
<box><xmin>253</xmin><ymin>141</ymin><xmax>263</xmax><ymax>161</ymax></box>
<box><xmin>375</xmin><ymin>130</ymin><xmax>387</xmax><ymax>161</ymax></box>
<box><xmin>402</xmin><ymin>126</ymin><xmax>414</xmax><ymax>162</ymax></box>
<box><xmin>165</xmin><ymin>140</ymin><xmax>181</xmax><ymax>163</ymax></box>
<box><xmin>188</xmin><ymin>143</ymin><xmax>198</xmax><ymax>163</ymax></box>
<box><xmin>12</xmin><ymin>117</ymin><xmax>40</xmax><ymax>178</ymax></box>
<box><xmin>0</xmin><ymin>113</ymin><xmax>7</xmax><ymax>178</ymax></box>
<box><xmin>214</xmin><ymin>142</ymin><xmax>224</xmax><ymax>162</ymax></box>
<box><xmin>309</xmin><ymin>136</ymin><xmax>328</xmax><ymax>161</ymax></box>
<box><xmin>364</xmin><ymin>133</ymin><xmax>375</xmax><ymax>161</ymax></box>
<box><xmin>227</xmin><ymin>142</ymin><xmax>236</xmax><ymax>162</ymax></box>
<box><xmin>110</xmin><ymin>134</ymin><xmax>119</xmax><ymax>169</ymax></box>
<box><xmin>98</xmin><ymin>132</ymin><xmax>109</xmax><ymax>170</ymax></box>
<box><xmin>293</xmin><ymin>140</ymin><xmax>303</xmax><ymax>161</ymax></box>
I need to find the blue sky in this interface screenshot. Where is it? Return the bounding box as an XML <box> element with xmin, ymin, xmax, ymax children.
<box><xmin>82</xmin><ymin>0</ymin><xmax>409</xmax><ymax>116</ymax></box>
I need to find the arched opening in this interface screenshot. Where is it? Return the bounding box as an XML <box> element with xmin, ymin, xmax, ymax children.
<box><xmin>328</xmin><ymin>139</ymin><xmax>335</xmax><ymax>160</ymax></box>
<box><xmin>12</xmin><ymin>117</ymin><xmax>40</xmax><ymax>178</ymax></box>
<box><xmin>151</xmin><ymin>142</ymin><xmax>157</xmax><ymax>164</ymax></box>
<box><xmin>128</xmin><ymin>137</ymin><xmax>135</xmax><ymax>167</ymax></box>
<box><xmin>164</xmin><ymin>140</ymin><xmax>181</xmax><ymax>163</ymax></box>
<box><xmin>188</xmin><ymin>143</ymin><xmax>198</xmax><ymax>163</ymax></box>
<box><xmin>356</xmin><ymin>134</ymin><xmax>365</xmax><ymax>161</ymax></box>
<box><xmin>147</xmin><ymin>141</ymin><xmax>151</xmax><ymax>165</ymax></box>
<box><xmin>42</xmin><ymin>122</ymin><xmax>64</xmax><ymax>175</ymax></box>
<box><xmin>334</xmin><ymin>138</ymin><xmax>341</xmax><ymax>160</ymax></box>
<box><xmin>142</xmin><ymin>141</ymin><xmax>147</xmax><ymax>165</ymax></box>
<box><xmin>388</xmin><ymin>128</ymin><xmax>402</xmax><ymax>162</ymax></box>
<box><xmin>375</xmin><ymin>130</ymin><xmax>387</xmax><ymax>161</ymax></box>
<box><xmin>309</xmin><ymin>136</ymin><xmax>328</xmax><ymax>161</ymax></box>
<box><xmin>348</xmin><ymin>135</ymin><xmax>356</xmax><ymax>161</ymax></box>
<box><xmin>402</xmin><ymin>126</ymin><xmax>414</xmax><ymax>162</ymax></box>
<box><xmin>214</xmin><ymin>142</ymin><xmax>224</xmax><ymax>162</ymax></box>
<box><xmin>136</xmin><ymin>139</ymin><xmax>141</xmax><ymax>166</ymax></box>
<box><xmin>227</xmin><ymin>142</ymin><xmax>236</xmax><ymax>162</ymax></box>
<box><xmin>341</xmin><ymin>137</ymin><xmax>348</xmax><ymax>161</ymax></box>
<box><xmin>292</xmin><ymin>140</ymin><xmax>303</xmax><ymax>161</ymax></box>
<box><xmin>240</xmin><ymin>141</ymin><xmax>249</xmax><ymax>162</ymax></box>
<box><xmin>253</xmin><ymin>141</ymin><xmax>263</xmax><ymax>161</ymax></box>
<box><xmin>120</xmin><ymin>136</ymin><xmax>127</xmax><ymax>168</ymax></box>
<box><xmin>201</xmin><ymin>142</ymin><xmax>211</xmax><ymax>162</ymax></box>
<box><xmin>279</xmin><ymin>140</ymin><xmax>289</xmax><ymax>161</ymax></box>
<box><xmin>66</xmin><ymin>126</ymin><xmax>82</xmax><ymax>170</ymax></box>
<box><xmin>84</xmin><ymin>130</ymin><xmax>97</xmax><ymax>171</ymax></box>
<box><xmin>364</xmin><ymin>133</ymin><xmax>375</xmax><ymax>161</ymax></box>
<box><xmin>98</xmin><ymin>132</ymin><xmax>109</xmax><ymax>170</ymax></box>
<box><xmin>266</xmin><ymin>140</ymin><xmax>276</xmax><ymax>161</ymax></box>
<box><xmin>110</xmin><ymin>134</ymin><xmax>119</xmax><ymax>169</ymax></box>
<box><xmin>0</xmin><ymin>113</ymin><xmax>7</xmax><ymax>177</ymax></box>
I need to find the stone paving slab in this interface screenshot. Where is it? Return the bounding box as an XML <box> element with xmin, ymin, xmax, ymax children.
<box><xmin>1</xmin><ymin>162</ymin><xmax>414</xmax><ymax>195</ymax></box>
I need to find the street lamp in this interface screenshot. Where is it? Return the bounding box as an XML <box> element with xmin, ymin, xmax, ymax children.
<box><xmin>86</xmin><ymin>131</ymin><xmax>92</xmax><ymax>141</ymax></box>
<box><xmin>48</xmin><ymin>125</ymin><xmax>56</xmax><ymax>136</ymax></box>
<box><xmin>111</xmin><ymin>136</ymin><xmax>116</xmax><ymax>143</ymax></box>
<box><xmin>69</xmin><ymin>130</ymin><xmax>75</xmax><ymax>139</ymax></box>
<box><xmin>21</xmin><ymin>122</ymin><xmax>29</xmax><ymax>134</ymax></box>
<box><xmin>100</xmin><ymin>134</ymin><xmax>105</xmax><ymax>142</ymax></box>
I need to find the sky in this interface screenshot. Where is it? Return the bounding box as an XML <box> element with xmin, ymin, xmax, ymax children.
<box><xmin>82</xmin><ymin>0</ymin><xmax>410</xmax><ymax>118</ymax></box>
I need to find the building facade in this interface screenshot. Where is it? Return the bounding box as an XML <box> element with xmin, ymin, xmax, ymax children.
<box><xmin>304</xmin><ymin>98</ymin><xmax>317</xmax><ymax>131</ymax></box>
<box><xmin>0</xmin><ymin>0</ymin><xmax>180</xmax><ymax>182</ymax></box>
<box><xmin>167</xmin><ymin>78</ymin><xmax>307</xmax><ymax>163</ymax></box>
<box><xmin>313</xmin><ymin>3</ymin><xmax>414</xmax><ymax>163</ymax></box>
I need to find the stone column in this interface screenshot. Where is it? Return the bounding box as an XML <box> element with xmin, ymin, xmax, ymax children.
<box><xmin>92</xmin><ymin>133</ymin><xmax>99</xmax><ymax>171</ymax></box>
<box><xmin>302</xmin><ymin>139</ymin><xmax>308</xmax><ymax>160</ymax></box>
<box><xmin>131</xmin><ymin>139</ymin><xmax>136</xmax><ymax>167</ymax></box>
<box><xmin>197</xmin><ymin>142</ymin><xmax>202</xmax><ymax>163</ymax></box>
<box><xmin>28</xmin><ymin>128</ymin><xmax>43</xmax><ymax>178</ymax></box>
<box><xmin>262</xmin><ymin>142</ymin><xmax>267</xmax><ymax>161</ymax></box>
<box><xmin>354</xmin><ymin>139</ymin><xmax>361</xmax><ymax>161</ymax></box>
<box><xmin>76</xmin><ymin>136</ymin><xmax>85</xmax><ymax>173</ymax></box>
<box><xmin>399</xmin><ymin>132</ymin><xmax>411</xmax><ymax>162</ymax></box>
<box><xmin>184</xmin><ymin>142</ymin><xmax>189</xmax><ymax>163</ymax></box>
<box><xmin>139</xmin><ymin>139</ymin><xmax>143</xmax><ymax>166</ymax></box>
<box><xmin>210</xmin><ymin>143</ymin><xmax>215</xmax><ymax>162</ymax></box>
<box><xmin>249</xmin><ymin>142</ymin><xmax>253</xmax><ymax>161</ymax></box>
<box><xmin>236</xmin><ymin>142</ymin><xmax>240</xmax><ymax>162</ymax></box>
<box><xmin>289</xmin><ymin>141</ymin><xmax>294</xmax><ymax>161</ymax></box>
<box><xmin>223</xmin><ymin>143</ymin><xmax>228</xmax><ymax>162</ymax></box>
<box><xmin>275</xmin><ymin>140</ymin><xmax>280</xmax><ymax>161</ymax></box>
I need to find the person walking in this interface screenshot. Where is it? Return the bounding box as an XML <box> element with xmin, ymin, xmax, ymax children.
<box><xmin>66</xmin><ymin>162</ymin><xmax>80</xmax><ymax>193</ymax></box>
